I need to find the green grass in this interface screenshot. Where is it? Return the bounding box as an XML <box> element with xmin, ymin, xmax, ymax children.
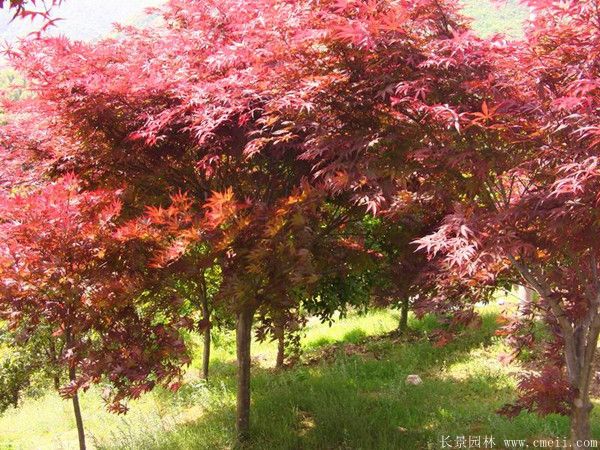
<box><xmin>1</xmin><ymin>307</ymin><xmax>597</xmax><ymax>449</ymax></box>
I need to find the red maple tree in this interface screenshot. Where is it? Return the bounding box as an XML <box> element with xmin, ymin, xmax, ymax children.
<box><xmin>415</xmin><ymin>1</ymin><xmax>600</xmax><ymax>444</ymax></box>
<box><xmin>3</xmin><ymin>0</ymin><xmax>349</xmax><ymax>440</ymax></box>
<box><xmin>0</xmin><ymin>175</ymin><xmax>189</xmax><ymax>449</ymax></box>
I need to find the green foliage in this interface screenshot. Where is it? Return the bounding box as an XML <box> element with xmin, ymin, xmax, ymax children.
<box><xmin>0</xmin><ymin>351</ymin><xmax>32</xmax><ymax>413</ymax></box>
<box><xmin>0</xmin><ymin>69</ymin><xmax>26</xmax><ymax>101</ymax></box>
<box><xmin>0</xmin><ymin>327</ymin><xmax>60</xmax><ymax>415</ymax></box>
<box><xmin>461</xmin><ymin>0</ymin><xmax>528</xmax><ymax>37</ymax></box>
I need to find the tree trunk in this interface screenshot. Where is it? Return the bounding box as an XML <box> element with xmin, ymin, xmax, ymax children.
<box><xmin>507</xmin><ymin>256</ymin><xmax>599</xmax><ymax>449</ymax></box>
<box><xmin>69</xmin><ymin>367</ymin><xmax>86</xmax><ymax>450</ymax></box>
<box><xmin>64</xmin><ymin>328</ymin><xmax>86</xmax><ymax>450</ymax></box>
<box><xmin>48</xmin><ymin>340</ymin><xmax>61</xmax><ymax>391</ymax></box>
<box><xmin>564</xmin><ymin>322</ymin><xmax>599</xmax><ymax>449</ymax></box>
<box><xmin>571</xmin><ymin>397</ymin><xmax>593</xmax><ymax>449</ymax></box>
<box><xmin>275</xmin><ymin>324</ymin><xmax>285</xmax><ymax>369</ymax></box>
<box><xmin>518</xmin><ymin>285</ymin><xmax>534</xmax><ymax>306</ymax></box>
<box><xmin>202</xmin><ymin>325</ymin><xmax>211</xmax><ymax>381</ymax></box>
<box><xmin>236</xmin><ymin>306</ymin><xmax>254</xmax><ymax>443</ymax></box>
<box><xmin>200</xmin><ymin>284</ymin><xmax>211</xmax><ymax>381</ymax></box>
<box><xmin>53</xmin><ymin>375</ymin><xmax>60</xmax><ymax>391</ymax></box>
<box><xmin>398</xmin><ymin>297</ymin><xmax>409</xmax><ymax>334</ymax></box>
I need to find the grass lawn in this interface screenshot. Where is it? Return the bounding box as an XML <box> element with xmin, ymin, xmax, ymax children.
<box><xmin>1</xmin><ymin>306</ymin><xmax>597</xmax><ymax>449</ymax></box>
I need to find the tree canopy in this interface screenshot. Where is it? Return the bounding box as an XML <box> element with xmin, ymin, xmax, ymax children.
<box><xmin>1</xmin><ymin>0</ymin><xmax>600</xmax><ymax>448</ymax></box>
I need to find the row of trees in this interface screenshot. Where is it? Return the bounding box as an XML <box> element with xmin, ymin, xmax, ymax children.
<box><xmin>1</xmin><ymin>0</ymin><xmax>599</xmax><ymax>448</ymax></box>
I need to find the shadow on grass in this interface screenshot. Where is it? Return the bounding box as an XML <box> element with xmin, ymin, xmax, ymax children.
<box><xmin>341</xmin><ymin>328</ymin><xmax>368</xmax><ymax>345</ymax></box>
<box><xmin>97</xmin><ymin>312</ymin><xmax>587</xmax><ymax>450</ymax></box>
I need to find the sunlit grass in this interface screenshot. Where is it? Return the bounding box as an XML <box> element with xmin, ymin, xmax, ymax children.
<box><xmin>2</xmin><ymin>306</ymin><xmax>597</xmax><ymax>449</ymax></box>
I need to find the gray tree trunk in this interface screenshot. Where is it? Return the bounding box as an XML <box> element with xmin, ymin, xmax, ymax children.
<box><xmin>199</xmin><ymin>271</ymin><xmax>211</xmax><ymax>381</ymax></box>
<box><xmin>565</xmin><ymin>326</ymin><xmax>598</xmax><ymax>449</ymax></box>
<box><xmin>236</xmin><ymin>307</ymin><xmax>254</xmax><ymax>442</ymax></box>
<box><xmin>275</xmin><ymin>324</ymin><xmax>285</xmax><ymax>369</ymax></box>
<box><xmin>69</xmin><ymin>366</ymin><xmax>86</xmax><ymax>450</ymax></box>
<box><xmin>571</xmin><ymin>397</ymin><xmax>593</xmax><ymax>449</ymax></box>
<box><xmin>518</xmin><ymin>285</ymin><xmax>534</xmax><ymax>305</ymax></box>
<box><xmin>53</xmin><ymin>375</ymin><xmax>60</xmax><ymax>391</ymax></box>
<box><xmin>398</xmin><ymin>297</ymin><xmax>409</xmax><ymax>334</ymax></box>
<box><xmin>507</xmin><ymin>256</ymin><xmax>599</xmax><ymax>448</ymax></box>
<box><xmin>202</xmin><ymin>326</ymin><xmax>211</xmax><ymax>381</ymax></box>
<box><xmin>201</xmin><ymin>291</ymin><xmax>211</xmax><ymax>381</ymax></box>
